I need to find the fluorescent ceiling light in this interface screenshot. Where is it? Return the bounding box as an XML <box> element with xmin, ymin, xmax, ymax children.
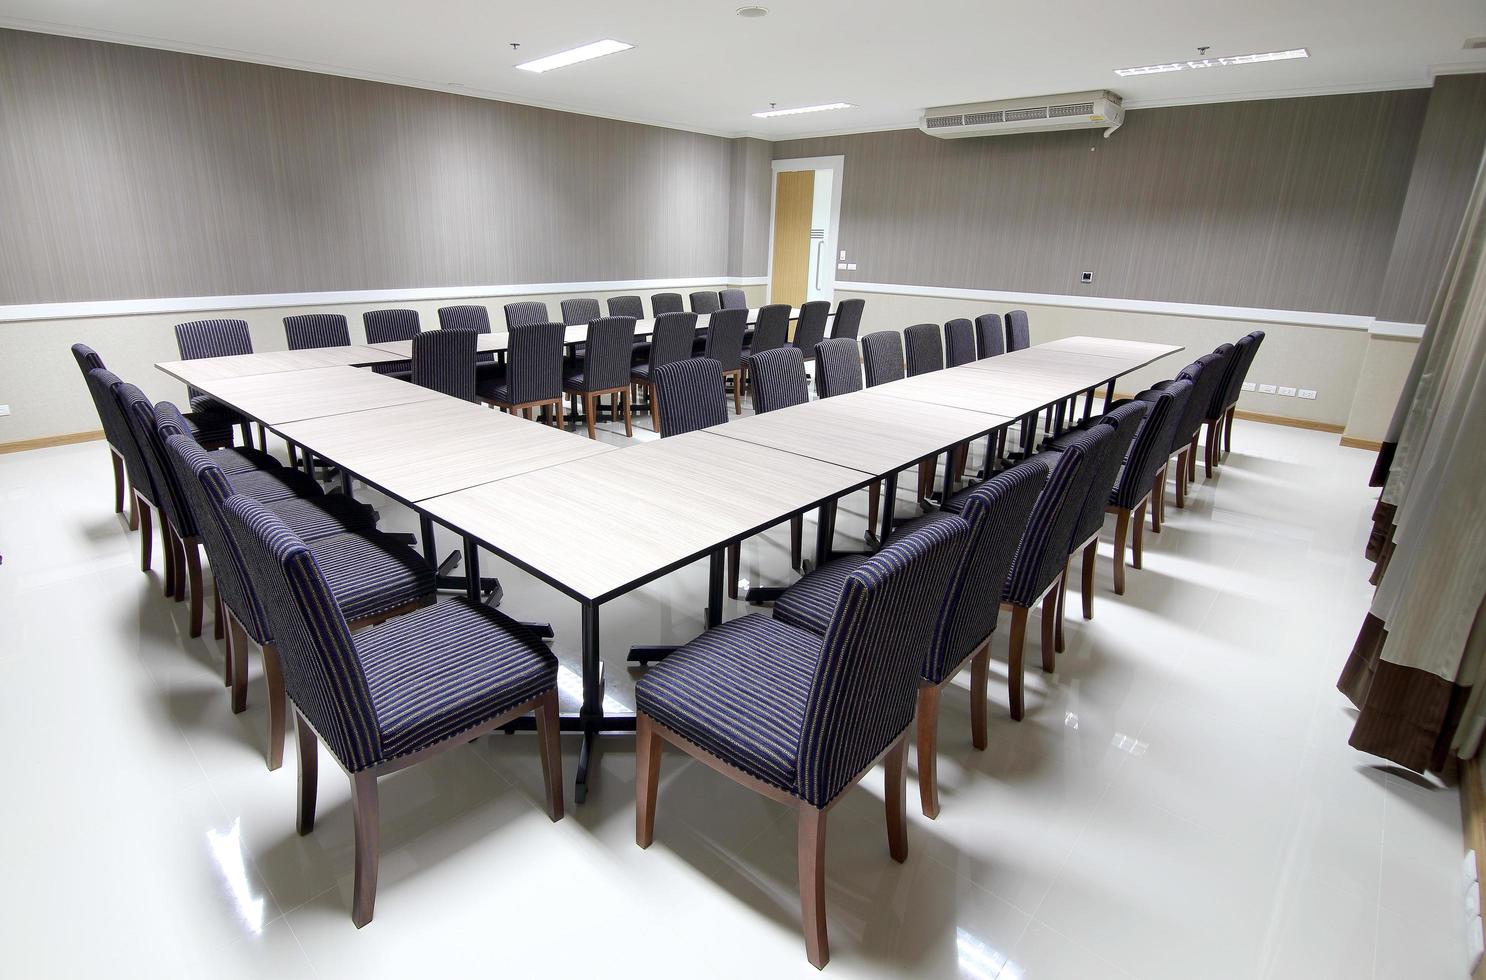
<box><xmin>1115</xmin><ymin>48</ymin><xmax>1309</xmax><ymax>77</ymax></box>
<box><xmin>515</xmin><ymin>39</ymin><xmax>633</xmax><ymax>74</ymax></box>
<box><xmin>752</xmin><ymin>102</ymin><xmax>854</xmax><ymax>119</ymax></box>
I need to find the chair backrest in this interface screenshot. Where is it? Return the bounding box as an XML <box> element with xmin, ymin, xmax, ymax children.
<box><xmin>411</xmin><ymin>328</ymin><xmax>477</xmax><ymax>401</ymax></box>
<box><xmin>505</xmin><ymin>302</ymin><xmax>550</xmax><ymax>330</ymax></box>
<box><xmin>116</xmin><ymin>381</ymin><xmax>189</xmax><ymax>533</ymax></box>
<box><xmin>362</xmin><ymin>309</ymin><xmax>420</xmax><ymax>344</ymax></box>
<box><xmin>90</xmin><ymin>369</ymin><xmax>154</xmax><ymax>498</ymax></box>
<box><xmin>220</xmin><ymin>495</ymin><xmax>382</xmax><ymax>771</ymax></box>
<box><xmin>1004</xmin><ymin>310</ymin><xmax>1031</xmax><ymax>351</ymax></box>
<box><xmin>653</xmin><ymin>357</ymin><xmax>728</xmax><ymax>436</ymax></box>
<box><xmin>749</xmin><ymin>304</ymin><xmax>791</xmax><ymax>355</ymax></box>
<box><xmin>689</xmin><ymin>291</ymin><xmax>722</xmax><ymax>314</ymax></box>
<box><xmin>792</xmin><ymin>301</ymin><xmax>831</xmax><ymax>358</ymax></box>
<box><xmin>74</xmin><ymin>347</ymin><xmax>127</xmax><ymax>450</ymax></box>
<box><xmin>813</xmin><ymin>338</ymin><xmax>863</xmax><ymax>398</ymax></box>
<box><xmin>1066</xmin><ymin>401</ymin><xmax>1149</xmax><ymax>551</ymax></box>
<box><xmin>1113</xmin><ymin>382</ymin><xmax>1192</xmax><ymax>510</ymax></box>
<box><xmin>796</xmin><ymin>512</ymin><xmax>970</xmax><ymax>806</ymax></box>
<box><xmin>176</xmin><ymin>318</ymin><xmax>252</xmax><ymax>360</ymax></box>
<box><xmin>1004</xmin><ymin>426</ymin><xmax>1111</xmax><ymax>606</ymax></box>
<box><xmin>438</xmin><ymin>305</ymin><xmax>491</xmax><ymax>335</ymax></box>
<box><xmin>944</xmin><ymin>318</ymin><xmax>977</xmax><ymax>367</ymax></box>
<box><xmin>862</xmin><ymin>331</ymin><xmax>906</xmax><ymax>386</ymax></box>
<box><xmin>71</xmin><ymin>342</ymin><xmax>105</xmax><ymax>373</ymax></box>
<box><xmin>747</xmin><ymin>347</ymin><xmax>810</xmax><ymax>414</ymax></box>
<box><xmin>1202</xmin><ymin>343</ymin><xmax>1238</xmax><ymax>419</ymax></box>
<box><xmin>560</xmin><ymin>298</ymin><xmax>601</xmax><ymax>326</ymax></box>
<box><xmin>974</xmin><ymin>313</ymin><xmax>1005</xmax><ymax>358</ymax></box>
<box><xmin>154</xmin><ymin>400</ymin><xmax>194</xmax><ymax>441</ymax></box>
<box><xmin>1163</xmin><ymin>354</ymin><xmax>1223</xmax><ymax>453</ymax></box>
<box><xmin>702</xmin><ymin>307</ymin><xmax>748</xmax><ymax>368</ymax></box>
<box><xmin>926</xmin><ymin>459</ymin><xmax>1048</xmax><ymax>680</ymax></box>
<box><xmin>1219</xmin><ymin>332</ymin><xmax>1261</xmax><ymax>411</ymax></box>
<box><xmin>579</xmin><ymin>317</ymin><xmax>637</xmax><ymax>392</ymax></box>
<box><xmin>647</xmin><ymin>312</ymin><xmax>698</xmax><ymax>371</ymax></box>
<box><xmin>166</xmin><ymin>435</ymin><xmax>266</xmax><ymax>642</ymax></box>
<box><xmin>607</xmin><ymin>295</ymin><xmax>644</xmax><ymax>319</ymax></box>
<box><xmin>719</xmin><ymin>288</ymin><xmax>748</xmax><ymax>310</ymax></box>
<box><xmin>283</xmin><ymin>313</ymin><xmax>350</xmax><ymax>350</ymax></box>
<box><xmin>904</xmin><ymin>323</ymin><xmax>944</xmax><ymax>376</ymax></box>
<box><xmin>651</xmin><ymin>292</ymin><xmax>685</xmax><ymax>316</ymax></box>
<box><xmin>503</xmin><ymin>322</ymin><xmax>566</xmax><ymax>405</ymax></box>
<box><xmin>830</xmin><ymin>298</ymin><xmax>865</xmax><ymax>340</ymax></box>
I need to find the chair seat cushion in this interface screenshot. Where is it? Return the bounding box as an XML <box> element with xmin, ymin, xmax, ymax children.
<box><xmin>227</xmin><ymin>467</ymin><xmax>326</xmax><ymax>503</ymax></box>
<box><xmin>308</xmin><ymin>531</ymin><xmax>436</xmax><ymax>624</ymax></box>
<box><xmin>772</xmin><ymin>554</ymin><xmax>871</xmax><ymax>636</ymax></box>
<box><xmin>357</xmin><ymin>598</ymin><xmax>558</xmax><ymax>762</ymax></box>
<box><xmin>184</xmin><ymin>410</ymin><xmax>236</xmax><ymax>447</ymax></box>
<box><xmin>371</xmin><ymin>362</ymin><xmax>413</xmax><ymax>381</ymax></box>
<box><xmin>266</xmin><ymin>493</ymin><xmax>379</xmax><ymax>541</ymax></box>
<box><xmin>476</xmin><ymin>379</ymin><xmax>515</xmax><ymax>404</ymax></box>
<box><xmin>630</xmin><ymin>364</ymin><xmax>652</xmax><ymax>382</ymax></box>
<box><xmin>207</xmin><ymin>446</ymin><xmax>282</xmax><ymax>475</ymax></box>
<box><xmin>635</xmin><ymin>613</ymin><xmax>821</xmax><ymax>794</ymax></box>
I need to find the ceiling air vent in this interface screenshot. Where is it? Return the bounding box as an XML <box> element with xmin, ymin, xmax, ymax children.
<box><xmin>919</xmin><ymin>90</ymin><xmax>1124</xmax><ymax>139</ymax></box>
<box><xmin>1005</xmin><ymin>106</ymin><xmax>1048</xmax><ymax>122</ymax></box>
<box><xmin>962</xmin><ymin>110</ymin><xmax>1004</xmax><ymax>125</ymax></box>
<box><xmin>1049</xmin><ymin>101</ymin><xmax>1096</xmax><ymax>117</ymax></box>
<box><xmin>925</xmin><ymin>114</ymin><xmax>965</xmax><ymax>129</ymax></box>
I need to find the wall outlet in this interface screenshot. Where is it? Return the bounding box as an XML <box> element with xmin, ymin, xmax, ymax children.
<box><xmin>0</xmin><ymin>404</ymin><xmax>9</xmax><ymax>416</ymax></box>
<box><xmin>1241</xmin><ymin>382</ymin><xmax>1256</xmax><ymax>392</ymax></box>
<box><xmin>1079</xmin><ymin>271</ymin><xmax>1094</xmax><ymax>284</ymax></box>
<box><xmin>1277</xmin><ymin>386</ymin><xmax>1297</xmax><ymax>397</ymax></box>
<box><xmin>836</xmin><ymin>262</ymin><xmax>848</xmax><ymax>270</ymax></box>
<box><xmin>846</xmin><ymin>263</ymin><xmax>857</xmax><ymax>271</ymax></box>
<box><xmin>1297</xmin><ymin>388</ymin><xmax>1317</xmax><ymax>400</ymax></box>
<box><xmin>1258</xmin><ymin>383</ymin><xmax>1278</xmax><ymax>394</ymax></box>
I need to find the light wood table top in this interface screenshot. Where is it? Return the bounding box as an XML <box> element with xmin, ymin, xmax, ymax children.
<box><xmin>868</xmin><ymin>365</ymin><xmax>1073</xmax><ymax>418</ymax></box>
<box><xmin>155</xmin><ymin>346</ymin><xmax>409</xmax><ymax>386</ymax></box>
<box><xmin>191</xmin><ymin>366</ymin><xmax>445</xmax><ymax>425</ymax></box>
<box><xmin>1034</xmin><ymin>336</ymin><xmax>1184</xmax><ymax>361</ymax></box>
<box><xmin>420</xmin><ymin>430</ymin><xmax>867</xmax><ymax>602</ymax></box>
<box><xmin>275</xmin><ymin>397</ymin><xmax>615</xmax><ymax>502</ymax></box>
<box><xmin>703</xmin><ymin>389</ymin><xmax>1011</xmax><ymax>475</ymax></box>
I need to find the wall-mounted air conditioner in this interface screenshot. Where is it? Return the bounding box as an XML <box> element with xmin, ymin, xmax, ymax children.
<box><xmin>920</xmin><ymin>91</ymin><xmax>1124</xmax><ymax>139</ymax></box>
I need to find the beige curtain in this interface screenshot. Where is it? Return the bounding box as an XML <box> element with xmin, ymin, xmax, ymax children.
<box><xmin>1341</xmin><ymin>148</ymin><xmax>1486</xmax><ymax>770</ymax></box>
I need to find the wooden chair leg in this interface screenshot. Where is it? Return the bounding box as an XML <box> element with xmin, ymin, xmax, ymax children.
<box><xmin>350</xmin><ymin>770</ymin><xmax>381</xmax><ymax>928</ymax></box>
<box><xmin>128</xmin><ymin>483</ymin><xmax>139</xmax><ymax>530</ymax></box>
<box><xmin>1081</xmin><ymin>540</ymin><xmax>1096</xmax><ymax>619</ymax></box>
<box><xmin>635</xmin><ymin>713</ymin><xmax>662</xmax><ymax>848</ymax></box>
<box><xmin>1203</xmin><ymin>420</ymin><xmax>1217</xmax><ymax>477</ymax></box>
<box><xmin>138</xmin><ymin>496</ymin><xmax>153</xmax><ymax>572</ymax></box>
<box><xmin>1187</xmin><ymin>434</ymin><xmax>1199</xmax><ymax>482</ymax></box>
<box><xmin>1224</xmin><ymin>406</ymin><xmax>1236</xmax><ymax>456</ymax></box>
<box><xmin>213</xmin><ymin>591</ymin><xmax>225</xmax><ymax>641</ymax></box>
<box><xmin>230</xmin><ymin>612</ymin><xmax>250</xmax><ymax>714</ymax></box>
<box><xmin>186</xmin><ymin>538</ymin><xmax>205</xmax><ymax>637</ymax></box>
<box><xmin>1008</xmin><ymin>605</ymin><xmax>1028</xmax><ymax>721</ymax></box>
<box><xmin>111</xmin><ymin>450</ymin><xmax>125</xmax><ymax>514</ymax></box>
<box><xmin>263</xmin><ymin>640</ymin><xmax>287</xmax><ymax>770</ymax></box>
<box><xmin>790</xmin><ymin>515</ymin><xmax>802</xmax><ymax>571</ymax></box>
<box><xmin>621</xmin><ymin>389</ymin><xmax>634</xmax><ymax>437</ymax></box>
<box><xmin>222</xmin><ymin>609</ymin><xmax>235</xmax><ymax>688</ymax></box>
<box><xmin>583</xmin><ymin>393</ymin><xmax>596</xmax><ymax>439</ymax></box>
<box><xmin>161</xmin><ymin>521</ymin><xmax>176</xmax><ymax>596</ymax></box>
<box><xmin>535</xmin><ymin>690</ymin><xmax>565</xmax><ymax>821</ymax></box>
<box><xmin>867</xmin><ymin>480</ymin><xmax>880</xmax><ymax>535</ymax></box>
<box><xmin>733</xmin><ymin>372</ymin><xmax>743</xmax><ymax>415</ymax></box>
<box><xmin>727</xmin><ymin>541</ymin><xmax>740</xmax><ymax>600</ymax></box>
<box><xmin>917</xmin><ymin>457</ymin><xmax>934</xmax><ymax>501</ymax></box>
<box><xmin>1113</xmin><ymin>509</ymin><xmax>1130</xmax><ymax>595</ymax></box>
<box><xmin>797</xmin><ymin>806</ymin><xmax>830</xmax><ymax>969</ymax></box>
<box><xmin>296</xmin><ymin>712</ymin><xmax>318</xmax><ymax>835</ymax></box>
<box><xmin>885</xmin><ymin>733</ymin><xmax>908</xmax><ymax>858</ymax></box>
<box><xmin>1055</xmin><ymin>562</ymin><xmax>1068</xmax><ymax>654</ymax></box>
<box><xmin>1132</xmin><ymin>501</ymin><xmax>1147</xmax><ymax>570</ymax></box>
<box><xmin>1040</xmin><ymin>582</ymin><xmax>1057</xmax><ymax>672</ymax></box>
<box><xmin>915</xmin><ymin>686</ymin><xmax>941</xmax><ymax>818</ymax></box>
<box><xmin>969</xmin><ymin>643</ymin><xmax>989</xmax><ymax>750</ymax></box>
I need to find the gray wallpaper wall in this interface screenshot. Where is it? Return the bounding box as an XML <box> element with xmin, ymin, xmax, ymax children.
<box><xmin>774</xmin><ymin>91</ymin><xmax>1433</xmax><ymax>315</ymax></box>
<box><xmin>0</xmin><ymin>29</ymin><xmax>761</xmax><ymax>306</ymax></box>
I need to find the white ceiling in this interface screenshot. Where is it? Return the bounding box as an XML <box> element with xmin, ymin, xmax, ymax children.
<box><xmin>3</xmin><ymin>0</ymin><xmax>1484</xmax><ymax>139</ymax></box>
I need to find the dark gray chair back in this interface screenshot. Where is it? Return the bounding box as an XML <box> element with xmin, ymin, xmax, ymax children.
<box><xmin>646</xmin><ymin>312</ymin><xmax>698</xmax><ymax>372</ymax></box>
<box><xmin>719</xmin><ymin>288</ymin><xmax>748</xmax><ymax>310</ymax></box>
<box><xmin>702</xmin><ymin>307</ymin><xmax>748</xmax><ymax>368</ymax></box>
<box><xmin>176</xmin><ymin>318</ymin><xmax>252</xmax><ymax>360</ymax></box>
<box><xmin>814</xmin><ymin>338</ymin><xmax>863</xmax><ymax>398</ymax></box>
<box><xmin>560</xmin><ymin>298</ymin><xmax>601</xmax><ymax>326</ymax></box>
<box><xmin>651</xmin><ymin>292</ymin><xmax>685</xmax><ymax>316</ymax></box>
<box><xmin>1219</xmin><ymin>332</ymin><xmax>1262</xmax><ymax>411</ymax></box>
<box><xmin>74</xmin><ymin>346</ymin><xmax>129</xmax><ymax>451</ymax></box>
<box><xmin>974</xmin><ymin>313</ymin><xmax>1004</xmax><ymax>358</ymax></box>
<box><xmin>92</xmin><ymin>369</ymin><xmax>156</xmax><ymax>503</ymax></box>
<box><xmin>412</xmin><ymin>329</ymin><xmax>477</xmax><ymax>401</ymax></box>
<box><xmin>504</xmin><ymin>322</ymin><xmax>566</xmax><ymax>405</ymax></box>
<box><xmin>505</xmin><ymin>302</ymin><xmax>550</xmax><ymax>330</ymax></box>
<box><xmin>749</xmin><ymin>305</ymin><xmax>791</xmax><ymax>355</ymax></box>
<box><xmin>437</xmin><ymin>305</ymin><xmax>490</xmax><ymax>334</ymax></box>
<box><xmin>1005</xmin><ymin>310</ymin><xmax>1031</xmax><ymax>351</ymax></box>
<box><xmin>1066</xmin><ymin>401</ymin><xmax>1149</xmax><ymax>552</ymax></box>
<box><xmin>283</xmin><ymin>313</ymin><xmax>350</xmax><ymax>350</ymax></box>
<box><xmin>1003</xmin><ymin>427</ymin><xmax>1110</xmax><ymax>606</ymax></box>
<box><xmin>944</xmin><ymin>318</ymin><xmax>976</xmax><ymax>367</ymax></box>
<box><xmin>746</xmin><ymin>347</ymin><xmax>810</xmax><ymax>414</ymax></box>
<box><xmin>904</xmin><ymin>323</ymin><xmax>944</xmax><ymax>376</ymax></box>
<box><xmin>653</xmin><ymin>357</ymin><xmax>728</xmax><ymax>436</ymax></box>
<box><xmin>607</xmin><ymin>295</ymin><xmax>644</xmax><ymax>319</ymax></box>
<box><xmin>689</xmin><ymin>291</ymin><xmax>722</xmax><ymax>314</ymax></box>
<box><xmin>862</xmin><ymin>331</ymin><xmax>905</xmax><ymax>387</ymax></box>
<box><xmin>363</xmin><ymin>309</ymin><xmax>420</xmax><ymax>344</ymax></box>
<box><xmin>1113</xmin><ymin>384</ymin><xmax>1189</xmax><ymax>510</ymax></box>
<box><xmin>576</xmin><ymin>317</ymin><xmax>637</xmax><ymax>392</ymax></box>
<box><xmin>793</xmin><ymin>301</ymin><xmax>831</xmax><ymax>360</ymax></box>
<box><xmin>831</xmin><ymin>298</ymin><xmax>865</xmax><ymax>340</ymax></box>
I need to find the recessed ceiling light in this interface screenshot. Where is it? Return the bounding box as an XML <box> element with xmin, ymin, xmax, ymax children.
<box><xmin>752</xmin><ymin>102</ymin><xmax>854</xmax><ymax>118</ymax></box>
<box><xmin>736</xmin><ymin>6</ymin><xmax>769</xmax><ymax>17</ymax></box>
<box><xmin>1114</xmin><ymin>48</ymin><xmax>1309</xmax><ymax>77</ymax></box>
<box><xmin>515</xmin><ymin>39</ymin><xmax>634</xmax><ymax>74</ymax></box>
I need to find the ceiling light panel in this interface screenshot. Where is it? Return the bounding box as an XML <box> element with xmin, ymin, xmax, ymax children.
<box><xmin>1114</xmin><ymin>48</ymin><xmax>1309</xmax><ymax>77</ymax></box>
<box><xmin>752</xmin><ymin>102</ymin><xmax>854</xmax><ymax>118</ymax></box>
<box><xmin>515</xmin><ymin>39</ymin><xmax>634</xmax><ymax>74</ymax></box>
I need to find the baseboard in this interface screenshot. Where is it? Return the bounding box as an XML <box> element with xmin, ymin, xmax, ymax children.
<box><xmin>0</xmin><ymin>429</ymin><xmax>104</xmax><ymax>454</ymax></box>
<box><xmin>1339</xmin><ymin>436</ymin><xmax>1384</xmax><ymax>451</ymax></box>
<box><xmin>1230</xmin><ymin>409</ymin><xmax>1345</xmax><ymax>434</ymax></box>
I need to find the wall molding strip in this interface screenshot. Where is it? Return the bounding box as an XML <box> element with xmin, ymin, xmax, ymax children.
<box><xmin>837</xmin><ymin>281</ymin><xmax>1378</xmax><ymax>331</ymax></box>
<box><xmin>1369</xmin><ymin>320</ymin><xmax>1428</xmax><ymax>339</ymax></box>
<box><xmin>0</xmin><ymin>276</ymin><xmax>772</xmax><ymax>323</ymax></box>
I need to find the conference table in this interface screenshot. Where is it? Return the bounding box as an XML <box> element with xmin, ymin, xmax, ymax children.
<box><xmin>157</xmin><ymin>333</ymin><xmax>1180</xmax><ymax>801</ymax></box>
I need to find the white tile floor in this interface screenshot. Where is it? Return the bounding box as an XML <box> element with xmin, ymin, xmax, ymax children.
<box><xmin>0</xmin><ymin>415</ymin><xmax>1468</xmax><ymax>979</ymax></box>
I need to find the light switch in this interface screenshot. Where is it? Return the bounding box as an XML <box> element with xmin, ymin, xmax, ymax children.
<box><xmin>838</xmin><ymin>250</ymin><xmax>847</xmax><ymax>261</ymax></box>
<box><xmin>836</xmin><ymin>262</ymin><xmax>848</xmax><ymax>270</ymax></box>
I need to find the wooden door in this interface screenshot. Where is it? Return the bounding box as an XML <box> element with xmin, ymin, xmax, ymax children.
<box><xmin>770</xmin><ymin>170</ymin><xmax>814</xmax><ymax>309</ymax></box>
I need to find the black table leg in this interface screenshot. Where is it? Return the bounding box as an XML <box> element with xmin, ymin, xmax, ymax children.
<box><xmin>341</xmin><ymin>468</ymin><xmax>354</xmax><ymax>497</ymax></box>
<box><xmin>706</xmin><ymin>547</ymin><xmax>724</xmax><ymax>628</ymax></box>
<box><xmin>1083</xmin><ymin>388</ymin><xmax>1095</xmax><ymax>421</ymax></box>
<box><xmin>814</xmin><ymin>503</ymin><xmax>832</xmax><ymax>567</ymax></box>
<box><xmin>462</xmin><ymin>537</ymin><xmax>480</xmax><ymax>603</ymax></box>
<box><xmin>576</xmin><ymin>601</ymin><xmax>602</xmax><ymax>804</ymax></box>
<box><xmin>878</xmin><ymin>471</ymin><xmax>898</xmax><ymax>545</ymax></box>
<box><xmin>1103</xmin><ymin>381</ymin><xmax>1115</xmax><ymax>411</ymax></box>
<box><xmin>419</xmin><ymin>515</ymin><xmax>437</xmax><ymax>567</ymax></box>
<box><xmin>941</xmin><ymin>448</ymin><xmax>955</xmax><ymax>504</ymax></box>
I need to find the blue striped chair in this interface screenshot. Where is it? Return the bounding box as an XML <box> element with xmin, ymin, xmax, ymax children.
<box><xmin>862</xmin><ymin>330</ymin><xmax>905</xmax><ymax>387</ymax></box>
<box><xmin>437</xmin><ymin>305</ymin><xmax>498</xmax><ymax>374</ymax></box>
<box><xmin>944</xmin><ymin>318</ymin><xmax>977</xmax><ymax>367</ymax></box>
<box><xmin>153</xmin><ymin>401</ymin><xmax>277</xmax><ymax>475</ymax></box>
<box><xmin>830</xmin><ymin>298</ymin><xmax>865</xmax><ymax>340</ymax></box>
<box><xmin>812</xmin><ymin>337</ymin><xmax>862</xmax><ymax>398</ymax></box>
<box><xmin>175</xmin><ymin>318</ymin><xmax>253</xmax><ymax>442</ymax></box>
<box><xmin>689</xmin><ymin>290</ymin><xmax>722</xmax><ymax>314</ymax></box>
<box><xmin>1004</xmin><ymin>309</ymin><xmax>1031</xmax><ymax>351</ymax></box>
<box><xmin>564</xmin><ymin>316</ymin><xmax>635</xmax><ymax>438</ymax></box>
<box><xmin>73</xmin><ymin>344</ymin><xmax>141</xmax><ymax>516</ymax></box>
<box><xmin>1108</xmin><ymin>384</ymin><xmax>1189</xmax><ymax>589</ymax></box>
<box><xmin>773</xmin><ymin>459</ymin><xmax>1047</xmax><ymax>816</ymax></box>
<box><xmin>478</xmin><ymin>321</ymin><xmax>565</xmax><ymax>424</ymax></box>
<box><xmin>606</xmin><ymin>295</ymin><xmax>644</xmax><ymax>319</ymax></box>
<box><xmin>283</xmin><ymin>313</ymin><xmax>351</xmax><ymax>349</ymax></box>
<box><xmin>1195</xmin><ymin>342</ymin><xmax>1238</xmax><ymax>478</ymax></box>
<box><xmin>719</xmin><ymin>288</ymin><xmax>748</xmax><ymax>310</ymax></box>
<box><xmin>631</xmin><ymin>311</ymin><xmax>697</xmax><ymax>426</ymax></box>
<box><xmin>974</xmin><ymin>313</ymin><xmax>1005</xmax><ymax>358</ymax></box>
<box><xmin>746</xmin><ymin>345</ymin><xmax>810</xmax><ymax>414</ymax></box>
<box><xmin>792</xmin><ymin>301</ymin><xmax>831</xmax><ymax>366</ymax></box>
<box><xmin>1154</xmin><ymin>354</ymin><xmax>1222</xmax><ymax>506</ymax></box>
<box><xmin>220</xmin><ymin>494</ymin><xmax>560</xmax><ymax>926</ymax></box>
<box><xmin>559</xmin><ymin>298</ymin><xmax>600</xmax><ymax>326</ymax></box>
<box><xmin>634</xmin><ymin>513</ymin><xmax>970</xmax><ymax>968</ymax></box>
<box><xmin>411</xmin><ymin>328</ymin><xmax>477</xmax><ymax>402</ymax></box>
<box><xmin>739</xmin><ymin>303</ymin><xmax>791</xmax><ymax>394</ymax></box>
<box><xmin>92</xmin><ymin>369</ymin><xmax>164</xmax><ymax>568</ymax></box>
<box><xmin>503</xmin><ymin>301</ymin><xmax>550</xmax><ymax>329</ymax></box>
<box><xmin>362</xmin><ymin>309</ymin><xmax>419</xmax><ymax>379</ymax></box>
<box><xmin>651</xmin><ymin>356</ymin><xmax>727</xmax><ymax>438</ymax></box>
<box><xmin>904</xmin><ymin>322</ymin><xmax>944</xmax><ymax>376</ymax></box>
<box><xmin>650</xmin><ymin>292</ymin><xmax>685</xmax><ymax>315</ymax></box>
<box><xmin>703</xmin><ymin>307</ymin><xmax>749</xmax><ymax>414</ymax></box>
<box><xmin>1217</xmin><ymin>331</ymin><xmax>1265</xmax><ymax>458</ymax></box>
